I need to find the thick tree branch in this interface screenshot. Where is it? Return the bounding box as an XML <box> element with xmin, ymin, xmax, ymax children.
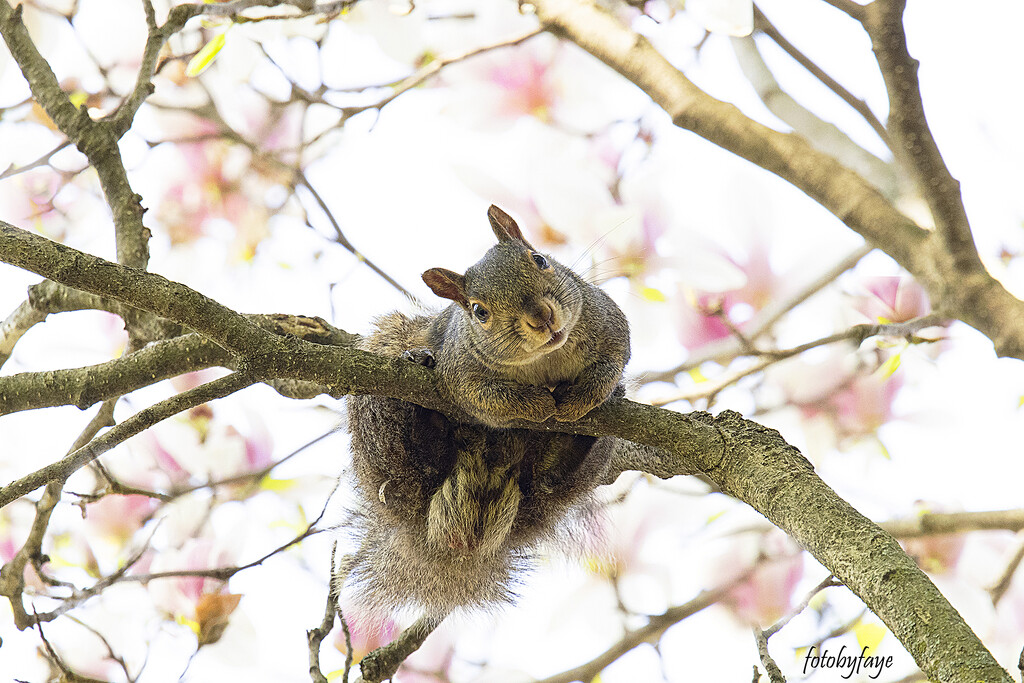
<box><xmin>0</xmin><ymin>221</ymin><xmax>281</xmax><ymax>358</ymax></box>
<box><xmin>0</xmin><ymin>333</ymin><xmax>228</xmax><ymax>415</ymax></box>
<box><xmin>530</xmin><ymin>0</ymin><xmax>1024</xmax><ymax>360</ymax></box>
<box><xmin>863</xmin><ymin>0</ymin><xmax>978</xmax><ymax>270</ymax></box>
<box><xmin>0</xmin><ymin>314</ymin><xmax>356</xmax><ymax>415</ymax></box>
<box><xmin>0</xmin><ymin>222</ymin><xmax>1011</xmax><ymax>681</ymax></box>
<box><xmin>0</xmin><ymin>278</ymin><xmax>187</xmax><ymax>370</ymax></box>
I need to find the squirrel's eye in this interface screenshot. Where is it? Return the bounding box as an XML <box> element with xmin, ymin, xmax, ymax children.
<box><xmin>471</xmin><ymin>303</ymin><xmax>490</xmax><ymax>323</ymax></box>
<box><xmin>531</xmin><ymin>252</ymin><xmax>549</xmax><ymax>269</ymax></box>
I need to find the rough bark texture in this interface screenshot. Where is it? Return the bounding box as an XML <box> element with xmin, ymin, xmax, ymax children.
<box><xmin>531</xmin><ymin>0</ymin><xmax>1024</xmax><ymax>362</ymax></box>
<box><xmin>0</xmin><ymin>223</ymin><xmax>1010</xmax><ymax>682</ymax></box>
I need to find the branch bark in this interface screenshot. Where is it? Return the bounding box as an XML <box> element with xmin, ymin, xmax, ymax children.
<box><xmin>531</xmin><ymin>0</ymin><xmax>1024</xmax><ymax>361</ymax></box>
<box><xmin>0</xmin><ymin>222</ymin><xmax>1010</xmax><ymax>681</ymax></box>
<box><xmin>863</xmin><ymin>0</ymin><xmax>977</xmax><ymax>269</ymax></box>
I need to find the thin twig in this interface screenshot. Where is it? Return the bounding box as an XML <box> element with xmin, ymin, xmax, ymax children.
<box><xmin>988</xmin><ymin>537</ymin><xmax>1024</xmax><ymax>606</ymax></box>
<box><xmin>0</xmin><ymin>139</ymin><xmax>72</xmax><ymax>180</ymax></box>
<box><xmin>533</xmin><ymin>580</ymin><xmax>738</xmax><ymax>683</ymax></box>
<box><xmin>765</xmin><ymin>574</ymin><xmax>840</xmax><ymax>639</ymax></box>
<box><xmin>308</xmin><ymin>542</ymin><xmax>340</xmax><ymax>683</ymax></box>
<box><xmin>753</xmin><ymin>626</ymin><xmax>786</xmax><ymax>683</ymax></box>
<box><xmin>753</xmin><ymin>5</ymin><xmax>889</xmax><ymax>149</ymax></box>
<box><xmin>0</xmin><ymin>373</ymin><xmax>256</xmax><ymax>508</ymax></box>
<box><xmin>652</xmin><ymin>314</ymin><xmax>944</xmax><ymax>406</ymax></box>
<box><xmin>645</xmin><ymin>244</ymin><xmax>872</xmax><ymax>383</ymax></box>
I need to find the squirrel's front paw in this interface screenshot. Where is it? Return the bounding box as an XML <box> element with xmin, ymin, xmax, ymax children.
<box><xmin>554</xmin><ymin>397</ymin><xmax>599</xmax><ymax>422</ymax></box>
<box><xmin>517</xmin><ymin>391</ymin><xmax>557</xmax><ymax>423</ymax></box>
<box><xmin>552</xmin><ymin>382</ymin><xmax>602</xmax><ymax>422</ymax></box>
<box><xmin>400</xmin><ymin>348</ymin><xmax>436</xmax><ymax>369</ymax></box>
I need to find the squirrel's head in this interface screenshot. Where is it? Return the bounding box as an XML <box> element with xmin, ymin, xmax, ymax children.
<box><xmin>422</xmin><ymin>205</ymin><xmax>583</xmax><ymax>366</ymax></box>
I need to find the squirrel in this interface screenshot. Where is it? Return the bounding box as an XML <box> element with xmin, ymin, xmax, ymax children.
<box><xmin>339</xmin><ymin>205</ymin><xmax>630</xmax><ymax>621</ymax></box>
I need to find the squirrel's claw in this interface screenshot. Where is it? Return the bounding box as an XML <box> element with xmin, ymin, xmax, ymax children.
<box><xmin>401</xmin><ymin>348</ymin><xmax>436</xmax><ymax>369</ymax></box>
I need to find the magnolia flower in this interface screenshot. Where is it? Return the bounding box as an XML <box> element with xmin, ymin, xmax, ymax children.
<box><xmin>674</xmin><ymin>236</ymin><xmax>779</xmax><ymax>350</ymax></box>
<box><xmin>716</xmin><ymin>531</ymin><xmax>804</xmax><ymax>626</ymax></box>
<box><xmin>850</xmin><ymin>275</ymin><xmax>931</xmax><ymax>324</ymax></box>
<box><xmin>772</xmin><ymin>346</ymin><xmax>904</xmax><ymax>442</ymax></box>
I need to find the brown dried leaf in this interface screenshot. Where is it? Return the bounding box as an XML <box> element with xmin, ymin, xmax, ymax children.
<box><xmin>195</xmin><ymin>592</ymin><xmax>242</xmax><ymax>646</ymax></box>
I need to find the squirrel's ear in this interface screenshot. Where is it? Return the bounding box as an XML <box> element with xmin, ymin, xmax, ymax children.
<box><xmin>423</xmin><ymin>268</ymin><xmax>468</xmax><ymax>306</ymax></box>
<box><xmin>487</xmin><ymin>205</ymin><xmax>534</xmax><ymax>248</ymax></box>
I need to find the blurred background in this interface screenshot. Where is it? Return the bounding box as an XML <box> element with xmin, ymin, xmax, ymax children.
<box><xmin>2</xmin><ymin>0</ymin><xmax>1024</xmax><ymax>680</ymax></box>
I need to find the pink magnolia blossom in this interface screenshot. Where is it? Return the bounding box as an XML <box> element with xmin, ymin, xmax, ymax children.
<box><xmin>717</xmin><ymin>532</ymin><xmax>804</xmax><ymax>626</ymax></box>
<box><xmin>334</xmin><ymin>614</ymin><xmax>400</xmax><ymax>667</ymax></box>
<box><xmin>148</xmin><ymin>538</ymin><xmax>239</xmax><ymax>620</ymax></box>
<box><xmin>851</xmin><ymin>275</ymin><xmax>930</xmax><ymax>324</ymax></box>
<box><xmin>825</xmin><ymin>370</ymin><xmax>904</xmax><ymax>438</ymax></box>
<box><xmin>85</xmin><ymin>494</ymin><xmax>160</xmax><ymax>545</ymax></box>
<box><xmin>676</xmin><ymin>239</ymin><xmax>780</xmax><ymax>350</ymax></box>
<box><xmin>772</xmin><ymin>346</ymin><xmax>904</xmax><ymax>441</ymax></box>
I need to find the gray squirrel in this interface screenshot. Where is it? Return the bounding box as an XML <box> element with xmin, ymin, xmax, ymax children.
<box><xmin>340</xmin><ymin>205</ymin><xmax>630</xmax><ymax>620</ymax></box>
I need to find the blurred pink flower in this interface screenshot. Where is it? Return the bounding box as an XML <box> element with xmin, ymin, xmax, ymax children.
<box><xmin>851</xmin><ymin>275</ymin><xmax>930</xmax><ymax>323</ymax></box>
<box><xmin>155</xmin><ymin>137</ymin><xmax>273</xmax><ymax>260</ymax></box>
<box><xmin>441</xmin><ymin>35</ymin><xmax>644</xmax><ymax>133</ymax></box>
<box><xmin>825</xmin><ymin>370</ymin><xmax>904</xmax><ymax>438</ymax></box>
<box><xmin>772</xmin><ymin>347</ymin><xmax>904</xmax><ymax>441</ymax></box>
<box><xmin>483</xmin><ymin>52</ymin><xmax>557</xmax><ymax>123</ymax></box>
<box><xmin>717</xmin><ymin>532</ymin><xmax>804</xmax><ymax>626</ymax></box>
<box><xmin>0</xmin><ymin>168</ymin><xmax>64</xmax><ymax>236</ymax></box>
<box><xmin>149</xmin><ymin>538</ymin><xmax>239</xmax><ymax>620</ymax></box>
<box><xmin>86</xmin><ymin>494</ymin><xmax>159</xmax><ymax>545</ymax></box>
<box><xmin>898</xmin><ymin>502</ymin><xmax>965</xmax><ymax>575</ymax></box>
<box><xmin>677</xmin><ymin>240</ymin><xmax>780</xmax><ymax>350</ymax></box>
<box><xmin>334</xmin><ymin>614</ymin><xmax>400</xmax><ymax>666</ymax></box>
<box><xmin>901</xmin><ymin>533</ymin><xmax>965</xmax><ymax>575</ymax></box>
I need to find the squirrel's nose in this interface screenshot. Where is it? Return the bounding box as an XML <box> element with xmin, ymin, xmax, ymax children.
<box><xmin>525</xmin><ymin>301</ymin><xmax>554</xmax><ymax>330</ymax></box>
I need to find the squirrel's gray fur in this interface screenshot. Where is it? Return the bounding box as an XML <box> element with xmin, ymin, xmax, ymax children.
<box><xmin>340</xmin><ymin>205</ymin><xmax>630</xmax><ymax>619</ymax></box>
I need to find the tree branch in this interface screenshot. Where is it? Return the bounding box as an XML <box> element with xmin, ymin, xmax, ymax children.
<box><xmin>863</xmin><ymin>0</ymin><xmax>978</xmax><ymax>270</ymax></box>
<box><xmin>0</xmin><ymin>221</ymin><xmax>1012</xmax><ymax>681</ymax></box>
<box><xmin>0</xmin><ymin>0</ymin><xmax>150</xmax><ymax>272</ymax></box>
<box><xmin>0</xmin><ymin>333</ymin><xmax>229</xmax><ymax>414</ymax></box>
<box><xmin>0</xmin><ymin>221</ymin><xmax>280</xmax><ymax>358</ymax></box>
<box><xmin>0</xmin><ymin>372</ymin><xmax>256</xmax><ymax>509</ymax></box>
<box><xmin>533</xmin><ymin>581</ymin><xmax>733</xmax><ymax>683</ymax></box>
<box><xmin>0</xmin><ymin>313</ymin><xmax>356</xmax><ymax>415</ymax></box>
<box><xmin>646</xmin><ymin>244</ymin><xmax>872</xmax><ymax>383</ymax></box>
<box><xmin>355</xmin><ymin>613</ymin><xmax>445</xmax><ymax>683</ymax></box>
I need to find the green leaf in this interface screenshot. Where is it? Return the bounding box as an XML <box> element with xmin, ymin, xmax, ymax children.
<box><xmin>186</xmin><ymin>31</ymin><xmax>228</xmax><ymax>77</ymax></box>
